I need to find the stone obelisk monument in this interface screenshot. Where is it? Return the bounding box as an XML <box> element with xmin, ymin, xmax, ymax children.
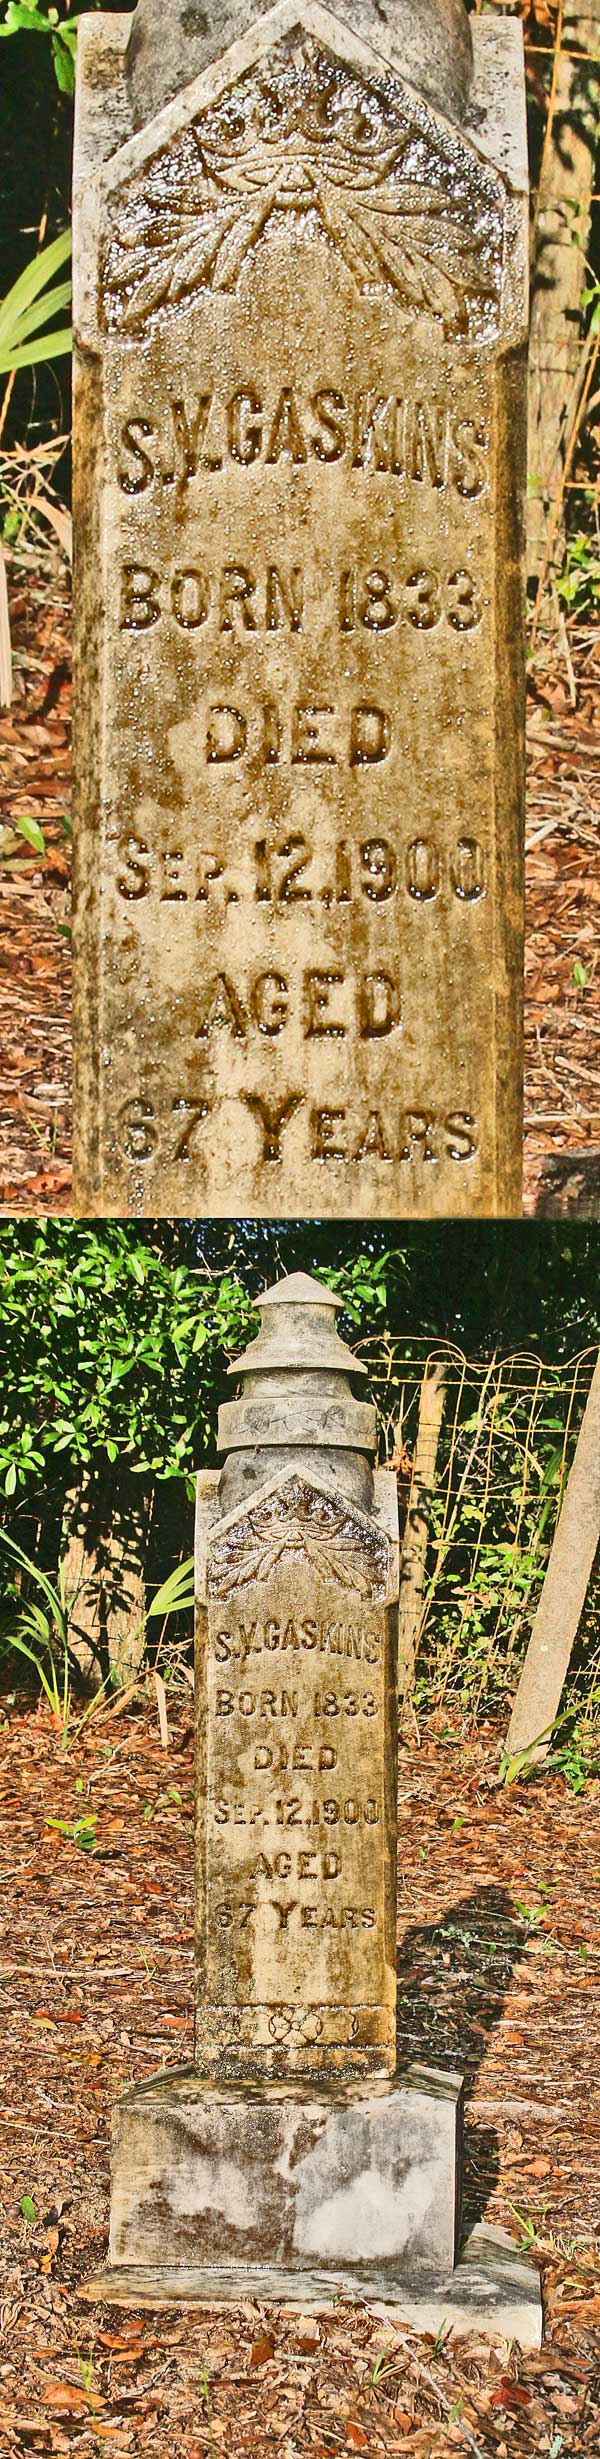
<box><xmin>87</xmin><ymin>1275</ymin><xmax>541</xmax><ymax>2343</ymax></box>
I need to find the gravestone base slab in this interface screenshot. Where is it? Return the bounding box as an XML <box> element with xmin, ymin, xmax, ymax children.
<box><xmin>101</xmin><ymin>2064</ymin><xmax>463</xmax><ymax>2278</ymax></box>
<box><xmin>83</xmin><ymin>2228</ymin><xmax>542</xmax><ymax>2350</ymax></box>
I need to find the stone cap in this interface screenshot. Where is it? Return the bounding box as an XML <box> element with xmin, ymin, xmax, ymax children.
<box><xmin>228</xmin><ymin>1273</ymin><xmax>368</xmax><ymax>1380</ymax></box>
<box><xmin>126</xmin><ymin>0</ymin><xmax>474</xmax><ymax>129</ymax></box>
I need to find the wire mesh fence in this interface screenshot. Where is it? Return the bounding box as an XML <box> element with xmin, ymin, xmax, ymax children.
<box><xmin>358</xmin><ymin>1336</ymin><xmax>599</xmax><ymax>1715</ymax></box>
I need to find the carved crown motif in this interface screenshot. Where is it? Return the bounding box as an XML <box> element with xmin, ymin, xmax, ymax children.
<box><xmin>208</xmin><ymin>1475</ymin><xmax>389</xmax><ymax>1599</ymax></box>
<box><xmin>103</xmin><ymin>32</ymin><xmax>505</xmax><ymax>342</ymax></box>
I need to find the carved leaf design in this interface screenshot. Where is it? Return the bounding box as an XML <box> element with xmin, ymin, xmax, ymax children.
<box><xmin>103</xmin><ymin>33</ymin><xmax>504</xmax><ymax>341</ymax></box>
<box><xmin>208</xmin><ymin>1474</ymin><xmax>389</xmax><ymax>1599</ymax></box>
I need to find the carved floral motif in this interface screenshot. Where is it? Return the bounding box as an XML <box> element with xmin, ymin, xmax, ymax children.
<box><xmin>103</xmin><ymin>33</ymin><xmax>504</xmax><ymax>341</ymax></box>
<box><xmin>208</xmin><ymin>1474</ymin><xmax>389</xmax><ymax>1598</ymax></box>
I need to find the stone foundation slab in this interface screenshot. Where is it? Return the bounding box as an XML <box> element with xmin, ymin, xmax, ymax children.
<box><xmin>83</xmin><ymin>2226</ymin><xmax>542</xmax><ymax>2350</ymax></box>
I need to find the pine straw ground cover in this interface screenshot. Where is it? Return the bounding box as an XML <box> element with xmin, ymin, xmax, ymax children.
<box><xmin>0</xmin><ymin>548</ymin><xmax>599</xmax><ymax>1218</ymax></box>
<box><xmin>0</xmin><ymin>1700</ymin><xmax>599</xmax><ymax>2458</ymax></box>
<box><xmin>0</xmin><ymin>550</ymin><xmax>71</xmax><ymax>1213</ymax></box>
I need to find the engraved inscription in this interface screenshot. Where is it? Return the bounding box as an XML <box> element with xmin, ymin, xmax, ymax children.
<box><xmin>82</xmin><ymin>0</ymin><xmax>526</xmax><ymax>1221</ymax></box>
<box><xmin>114</xmin><ymin>830</ymin><xmax>488</xmax><ymax>908</ymax></box>
<box><xmin>204</xmin><ymin>1538</ymin><xmax>390</xmax><ymax>2045</ymax></box>
<box><xmin>214</xmin><ymin>1901</ymin><xmax>378</xmax><ymax>1933</ymax></box>
<box><xmin>215</xmin><ymin>1685</ymin><xmax>379</xmax><ymax>1717</ymax></box>
<box><xmin>195</xmin><ymin>968</ymin><xmax>402</xmax><ymax>1045</ymax></box>
<box><xmin>213</xmin><ymin>1793</ymin><xmax>381</xmax><ymax>1823</ymax></box>
<box><xmin>118</xmin><ymin>557</ymin><xmax>483</xmax><ymax>637</ymax></box>
<box><xmin>117</xmin><ymin>1098</ymin><xmax>479</xmax><ymax>1173</ymax></box>
<box><xmin>119</xmin><ymin>560</ymin><xmax>305</xmax><ymax>633</ymax></box>
<box><xmin>100</xmin><ymin>40</ymin><xmax>500</xmax><ymax>1220</ymax></box>
<box><xmin>213</xmin><ymin>1618</ymin><xmax>383</xmax><ymax>1661</ymax></box>
<box><xmin>115</xmin><ymin>390</ymin><xmax>490</xmax><ymax>497</ymax></box>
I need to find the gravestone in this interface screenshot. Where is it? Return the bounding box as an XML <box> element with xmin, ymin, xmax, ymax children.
<box><xmin>72</xmin><ymin>0</ymin><xmax>528</xmax><ymax>1220</ymax></box>
<box><xmin>86</xmin><ymin>1273</ymin><xmax>542</xmax><ymax>2345</ymax></box>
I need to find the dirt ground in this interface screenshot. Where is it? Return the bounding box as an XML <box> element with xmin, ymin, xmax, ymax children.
<box><xmin>0</xmin><ymin>1699</ymin><xmax>599</xmax><ymax>2457</ymax></box>
<box><xmin>0</xmin><ymin>548</ymin><xmax>599</xmax><ymax>1219</ymax></box>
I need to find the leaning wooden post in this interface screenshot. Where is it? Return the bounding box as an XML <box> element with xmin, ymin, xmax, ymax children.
<box><xmin>397</xmin><ymin>1357</ymin><xmax>448</xmax><ymax>1704</ymax></box>
<box><xmin>506</xmin><ymin>1349</ymin><xmax>600</xmax><ymax>1766</ymax></box>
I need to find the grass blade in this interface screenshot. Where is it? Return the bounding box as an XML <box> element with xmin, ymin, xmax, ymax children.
<box><xmin>0</xmin><ymin>1532</ymin><xmax>68</xmax><ymax>1636</ymax></box>
<box><xmin>0</xmin><ymin>229</ymin><xmax>71</xmax><ymax>344</ymax></box>
<box><xmin>145</xmin><ymin>1557</ymin><xmax>195</xmax><ymax>1620</ymax></box>
<box><xmin>0</xmin><ymin>329</ymin><xmax>72</xmax><ymax>373</ymax></box>
<box><xmin>6</xmin><ymin>279</ymin><xmax>72</xmax><ymax>348</ymax></box>
<box><xmin>0</xmin><ymin>543</ymin><xmax>11</xmax><ymax>709</ymax></box>
<box><xmin>6</xmin><ymin>1634</ymin><xmax>59</xmax><ymax>1717</ymax></box>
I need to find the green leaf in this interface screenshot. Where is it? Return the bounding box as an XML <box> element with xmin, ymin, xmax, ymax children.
<box><xmin>1</xmin><ymin>4</ymin><xmax>51</xmax><ymax>30</ymax></box>
<box><xmin>11</xmin><ymin>815</ymin><xmax>46</xmax><ymax>857</ymax></box>
<box><xmin>0</xmin><ymin>1531</ymin><xmax>67</xmax><ymax>1633</ymax></box>
<box><xmin>20</xmin><ymin>2194</ymin><xmax>36</xmax><ymax>2224</ymax></box>
<box><xmin>52</xmin><ymin>31</ymin><xmax>75</xmax><ymax>91</ymax></box>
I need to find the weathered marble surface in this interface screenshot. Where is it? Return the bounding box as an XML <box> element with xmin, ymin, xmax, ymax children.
<box><xmin>72</xmin><ymin>1</ymin><xmax>528</xmax><ymax>1219</ymax></box>
<box><xmin>106</xmin><ymin>2065</ymin><xmax>463</xmax><ymax>2275</ymax></box>
<box><xmin>195</xmin><ymin>1464</ymin><xmax>400</xmax><ymax>2079</ymax></box>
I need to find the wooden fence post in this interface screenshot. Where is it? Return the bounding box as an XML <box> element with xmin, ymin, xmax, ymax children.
<box><xmin>61</xmin><ymin>1468</ymin><xmax>152</xmax><ymax>1685</ymax></box>
<box><xmin>528</xmin><ymin>2</ymin><xmax>600</xmax><ymax>578</ymax></box>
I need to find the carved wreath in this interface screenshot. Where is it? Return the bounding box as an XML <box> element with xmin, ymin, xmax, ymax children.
<box><xmin>103</xmin><ymin>35</ymin><xmax>504</xmax><ymax>341</ymax></box>
<box><xmin>208</xmin><ymin>1475</ymin><xmax>389</xmax><ymax>1599</ymax></box>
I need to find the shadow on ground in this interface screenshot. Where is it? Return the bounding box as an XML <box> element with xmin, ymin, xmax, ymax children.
<box><xmin>397</xmin><ymin>1886</ymin><xmax>529</xmax><ymax>2229</ymax></box>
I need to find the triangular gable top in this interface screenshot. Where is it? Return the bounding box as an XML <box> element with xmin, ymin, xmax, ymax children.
<box><xmin>127</xmin><ymin>0</ymin><xmax>475</xmax><ymax>133</ymax></box>
<box><xmin>93</xmin><ymin>0</ymin><xmax>507</xmax><ymax>349</ymax></box>
<box><xmin>99</xmin><ymin>1</ymin><xmax>498</xmax><ymax>203</ymax></box>
<box><xmin>204</xmin><ymin>1467</ymin><xmax>393</xmax><ymax>1604</ymax></box>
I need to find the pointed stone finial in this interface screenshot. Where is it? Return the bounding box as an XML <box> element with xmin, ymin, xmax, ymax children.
<box><xmin>260</xmin><ymin>1271</ymin><xmax>339</xmax><ymax>1308</ymax></box>
<box><xmin>127</xmin><ymin>0</ymin><xmax>474</xmax><ymax>129</ymax></box>
<box><xmin>218</xmin><ymin>1269</ymin><xmax>376</xmax><ymax>1512</ymax></box>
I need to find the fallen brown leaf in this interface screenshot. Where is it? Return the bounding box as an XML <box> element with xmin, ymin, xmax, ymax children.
<box><xmin>489</xmin><ymin>2380</ymin><xmax>533</xmax><ymax>2411</ymax></box>
<box><xmin>41</xmin><ymin>2383</ymin><xmax>100</xmax><ymax>2412</ymax></box>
